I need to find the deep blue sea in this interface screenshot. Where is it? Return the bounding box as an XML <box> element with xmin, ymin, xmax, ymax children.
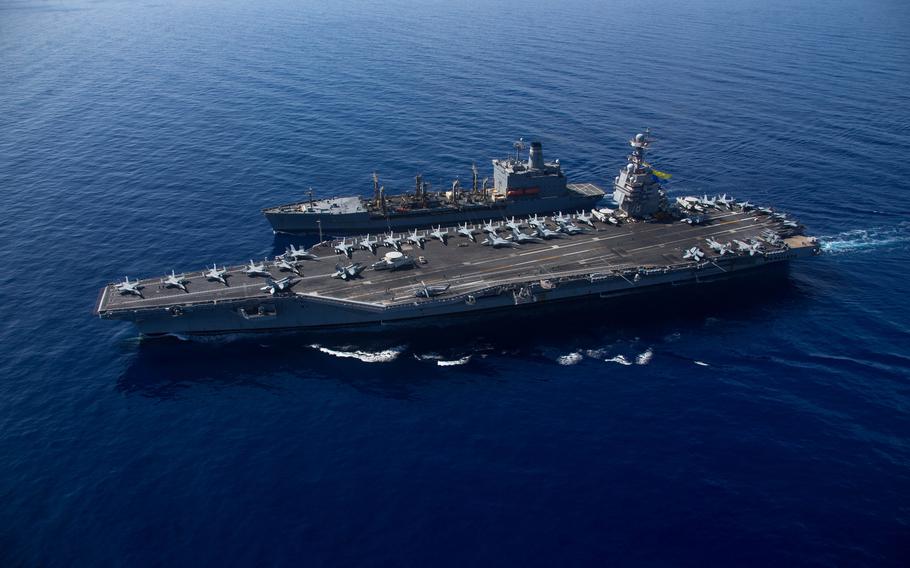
<box><xmin>2</xmin><ymin>0</ymin><xmax>910</xmax><ymax>565</ymax></box>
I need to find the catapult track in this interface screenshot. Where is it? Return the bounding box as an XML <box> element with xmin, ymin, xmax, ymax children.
<box><xmin>96</xmin><ymin>208</ymin><xmax>818</xmax><ymax>335</ymax></box>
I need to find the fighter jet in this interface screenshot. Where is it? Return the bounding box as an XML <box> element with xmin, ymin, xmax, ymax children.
<box><xmin>527</xmin><ymin>214</ymin><xmax>547</xmax><ymax>231</ymax></box>
<box><xmin>115</xmin><ymin>277</ymin><xmax>143</xmax><ymax>297</ymax></box>
<box><xmin>285</xmin><ymin>244</ymin><xmax>317</xmax><ymax>261</ymax></box>
<box><xmin>553</xmin><ymin>211</ymin><xmax>572</xmax><ymax>226</ymax></box>
<box><xmin>371</xmin><ymin>252</ymin><xmax>415</xmax><ymax>271</ymax></box>
<box><xmin>557</xmin><ymin>221</ymin><xmax>587</xmax><ymax>235</ymax></box>
<box><xmin>699</xmin><ymin>194</ymin><xmax>718</xmax><ymax>209</ymax></box>
<box><xmin>681</xmin><ymin>214</ymin><xmax>707</xmax><ymax>225</ymax></box>
<box><xmin>761</xmin><ymin>229</ymin><xmax>783</xmax><ymax>245</ymax></box>
<box><xmin>510</xmin><ymin>228</ymin><xmax>542</xmax><ymax>244</ymax></box>
<box><xmin>244</xmin><ymin>259</ymin><xmax>271</xmax><ymax>277</ymax></box>
<box><xmin>534</xmin><ymin>226</ymin><xmax>563</xmax><ymax>240</ymax></box>
<box><xmin>676</xmin><ymin>196</ymin><xmax>703</xmax><ymax>211</ymax></box>
<box><xmin>456</xmin><ymin>223</ymin><xmax>478</xmax><ymax>242</ymax></box>
<box><xmin>482</xmin><ymin>233</ymin><xmax>518</xmax><ymax>248</ymax></box>
<box><xmin>204</xmin><ymin>264</ymin><xmax>229</xmax><ymax>285</ymax></box>
<box><xmin>359</xmin><ymin>234</ymin><xmax>380</xmax><ymax>255</ymax></box>
<box><xmin>260</xmin><ymin>276</ymin><xmax>300</xmax><ymax>295</ymax></box>
<box><xmin>482</xmin><ymin>220</ymin><xmax>501</xmax><ymax>235</ymax></box>
<box><xmin>758</xmin><ymin>206</ymin><xmax>774</xmax><ymax>215</ymax></box>
<box><xmin>782</xmin><ymin>220</ymin><xmax>800</xmax><ymax>228</ymax></box>
<box><xmin>734</xmin><ymin>239</ymin><xmax>762</xmax><ymax>256</ymax></box>
<box><xmin>737</xmin><ymin>201</ymin><xmax>754</xmax><ymax>211</ymax></box>
<box><xmin>504</xmin><ymin>216</ymin><xmax>524</xmax><ymax>232</ymax></box>
<box><xmin>428</xmin><ymin>226</ymin><xmax>449</xmax><ymax>245</ymax></box>
<box><xmin>414</xmin><ymin>281</ymin><xmax>451</xmax><ymax>298</ymax></box>
<box><xmin>162</xmin><ymin>270</ymin><xmax>189</xmax><ymax>292</ymax></box>
<box><xmin>406</xmin><ymin>229</ymin><xmax>426</xmax><ymax>249</ymax></box>
<box><xmin>574</xmin><ymin>210</ymin><xmax>595</xmax><ymax>228</ymax></box>
<box><xmin>682</xmin><ymin>247</ymin><xmax>705</xmax><ymax>261</ymax></box>
<box><xmin>383</xmin><ymin>232</ymin><xmax>403</xmax><ymax>251</ymax></box>
<box><xmin>274</xmin><ymin>257</ymin><xmax>302</xmax><ymax>276</ymax></box>
<box><xmin>331</xmin><ymin>262</ymin><xmax>365</xmax><ymax>281</ymax></box>
<box><xmin>716</xmin><ymin>194</ymin><xmax>734</xmax><ymax>208</ymax></box>
<box><xmin>705</xmin><ymin>237</ymin><xmax>733</xmax><ymax>256</ymax></box>
<box><xmin>334</xmin><ymin>239</ymin><xmax>354</xmax><ymax>259</ymax></box>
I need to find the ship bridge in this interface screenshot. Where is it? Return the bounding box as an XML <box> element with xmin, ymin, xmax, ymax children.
<box><xmin>493</xmin><ymin>141</ymin><xmax>567</xmax><ymax>199</ymax></box>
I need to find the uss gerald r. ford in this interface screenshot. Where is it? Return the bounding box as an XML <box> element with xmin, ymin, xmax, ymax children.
<box><xmin>96</xmin><ymin>132</ymin><xmax>819</xmax><ymax>336</ymax></box>
<box><xmin>262</xmin><ymin>139</ymin><xmax>605</xmax><ymax>235</ymax></box>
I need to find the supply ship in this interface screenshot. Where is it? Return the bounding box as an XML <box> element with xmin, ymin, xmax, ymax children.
<box><xmin>262</xmin><ymin>140</ymin><xmax>605</xmax><ymax>235</ymax></box>
<box><xmin>96</xmin><ymin>133</ymin><xmax>819</xmax><ymax>336</ymax></box>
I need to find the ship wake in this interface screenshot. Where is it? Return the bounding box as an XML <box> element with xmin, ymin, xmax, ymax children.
<box><xmin>414</xmin><ymin>352</ymin><xmax>474</xmax><ymax>366</ymax></box>
<box><xmin>557</xmin><ymin>346</ymin><xmax>653</xmax><ymax>366</ymax></box>
<box><xmin>819</xmin><ymin>223</ymin><xmax>910</xmax><ymax>254</ymax></box>
<box><xmin>309</xmin><ymin>344</ymin><xmax>404</xmax><ymax>363</ymax></box>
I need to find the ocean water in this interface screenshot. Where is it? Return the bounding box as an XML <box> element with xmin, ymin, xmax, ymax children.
<box><xmin>2</xmin><ymin>0</ymin><xmax>910</xmax><ymax>565</ymax></box>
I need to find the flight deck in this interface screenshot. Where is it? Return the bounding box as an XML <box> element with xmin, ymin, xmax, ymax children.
<box><xmin>97</xmin><ymin>208</ymin><xmax>814</xmax><ymax>319</ymax></box>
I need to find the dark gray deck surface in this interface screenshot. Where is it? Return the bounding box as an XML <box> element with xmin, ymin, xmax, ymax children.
<box><xmin>98</xmin><ymin>210</ymin><xmax>790</xmax><ymax>313</ymax></box>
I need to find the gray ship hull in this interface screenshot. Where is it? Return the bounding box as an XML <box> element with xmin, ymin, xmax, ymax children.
<box><xmin>97</xmin><ymin>207</ymin><xmax>819</xmax><ymax>337</ymax></box>
<box><xmin>119</xmin><ymin>255</ymin><xmax>805</xmax><ymax>337</ymax></box>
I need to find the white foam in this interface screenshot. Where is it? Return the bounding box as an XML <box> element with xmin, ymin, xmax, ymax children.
<box><xmin>414</xmin><ymin>353</ymin><xmax>443</xmax><ymax>361</ymax></box>
<box><xmin>819</xmin><ymin>224</ymin><xmax>910</xmax><ymax>254</ymax></box>
<box><xmin>437</xmin><ymin>355</ymin><xmax>472</xmax><ymax>367</ymax></box>
<box><xmin>584</xmin><ymin>348</ymin><xmax>608</xmax><ymax>360</ymax></box>
<box><xmin>636</xmin><ymin>348</ymin><xmax>653</xmax><ymax>365</ymax></box>
<box><xmin>557</xmin><ymin>352</ymin><xmax>583</xmax><ymax>366</ymax></box>
<box><xmin>604</xmin><ymin>355</ymin><xmax>633</xmax><ymax>366</ymax></box>
<box><xmin>694</xmin><ymin>360</ymin><xmax>710</xmax><ymax>367</ymax></box>
<box><xmin>309</xmin><ymin>344</ymin><xmax>403</xmax><ymax>363</ymax></box>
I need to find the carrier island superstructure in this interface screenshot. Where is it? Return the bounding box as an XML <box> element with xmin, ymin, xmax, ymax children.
<box><xmin>262</xmin><ymin>140</ymin><xmax>604</xmax><ymax>235</ymax></box>
<box><xmin>96</xmin><ymin>133</ymin><xmax>819</xmax><ymax>336</ymax></box>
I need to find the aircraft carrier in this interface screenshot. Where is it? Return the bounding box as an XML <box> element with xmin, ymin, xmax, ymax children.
<box><xmin>262</xmin><ymin>140</ymin><xmax>604</xmax><ymax>235</ymax></box>
<box><xmin>96</xmin><ymin>133</ymin><xmax>819</xmax><ymax>336</ymax></box>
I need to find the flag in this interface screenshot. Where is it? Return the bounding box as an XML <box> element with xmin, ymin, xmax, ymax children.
<box><xmin>651</xmin><ymin>169</ymin><xmax>672</xmax><ymax>180</ymax></box>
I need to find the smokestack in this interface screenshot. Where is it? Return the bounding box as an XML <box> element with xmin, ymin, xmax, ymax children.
<box><xmin>528</xmin><ymin>141</ymin><xmax>544</xmax><ymax>169</ymax></box>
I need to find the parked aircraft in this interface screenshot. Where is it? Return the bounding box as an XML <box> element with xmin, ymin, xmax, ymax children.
<box><xmin>115</xmin><ymin>277</ymin><xmax>143</xmax><ymax>297</ymax></box>
<box><xmin>260</xmin><ymin>276</ymin><xmax>299</xmax><ymax>295</ymax></box>
<box><xmin>682</xmin><ymin>247</ymin><xmax>705</xmax><ymax>261</ymax></box>
<box><xmin>406</xmin><ymin>229</ymin><xmax>426</xmax><ymax>249</ymax></box>
<box><xmin>274</xmin><ymin>257</ymin><xmax>302</xmax><ymax>275</ymax></box>
<box><xmin>457</xmin><ymin>223</ymin><xmax>478</xmax><ymax>242</ymax></box>
<box><xmin>331</xmin><ymin>262</ymin><xmax>366</xmax><ymax>281</ymax></box>
<box><xmin>334</xmin><ymin>239</ymin><xmax>355</xmax><ymax>259</ymax></box>
<box><xmin>359</xmin><ymin>234</ymin><xmax>380</xmax><ymax>255</ymax></box>
<box><xmin>204</xmin><ymin>264</ymin><xmax>229</xmax><ymax>285</ymax></box>
<box><xmin>428</xmin><ymin>226</ymin><xmax>449</xmax><ymax>245</ymax></box>
<box><xmin>414</xmin><ymin>281</ymin><xmax>451</xmax><ymax>298</ymax></box>
<box><xmin>383</xmin><ymin>232</ymin><xmax>403</xmax><ymax>251</ymax></box>
<box><xmin>244</xmin><ymin>259</ymin><xmax>271</xmax><ymax>277</ymax></box>
<box><xmin>510</xmin><ymin>228</ymin><xmax>542</xmax><ymax>244</ymax></box>
<box><xmin>285</xmin><ymin>244</ymin><xmax>317</xmax><ymax>261</ymax></box>
<box><xmin>482</xmin><ymin>234</ymin><xmax>518</xmax><ymax>248</ymax></box>
<box><xmin>162</xmin><ymin>270</ymin><xmax>190</xmax><ymax>292</ymax></box>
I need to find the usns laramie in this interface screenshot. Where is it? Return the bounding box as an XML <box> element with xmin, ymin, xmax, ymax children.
<box><xmin>262</xmin><ymin>140</ymin><xmax>604</xmax><ymax>235</ymax></box>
